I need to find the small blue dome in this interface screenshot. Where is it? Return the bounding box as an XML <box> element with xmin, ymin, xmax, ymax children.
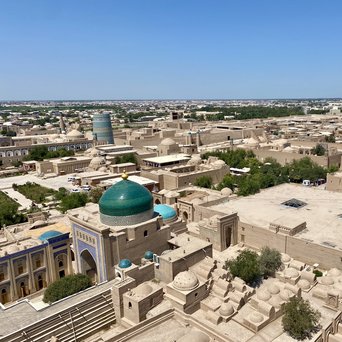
<box><xmin>154</xmin><ymin>204</ymin><xmax>177</xmax><ymax>220</ymax></box>
<box><xmin>119</xmin><ymin>259</ymin><xmax>132</xmax><ymax>269</ymax></box>
<box><xmin>144</xmin><ymin>251</ymin><xmax>154</xmax><ymax>260</ymax></box>
<box><xmin>38</xmin><ymin>230</ymin><xmax>62</xmax><ymax>242</ymax></box>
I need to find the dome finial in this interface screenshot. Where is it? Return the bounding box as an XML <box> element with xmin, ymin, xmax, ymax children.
<box><xmin>122</xmin><ymin>170</ymin><xmax>128</xmax><ymax>180</ymax></box>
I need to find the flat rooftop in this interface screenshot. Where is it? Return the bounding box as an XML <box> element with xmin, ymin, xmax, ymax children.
<box><xmin>143</xmin><ymin>154</ymin><xmax>191</xmax><ymax>164</ymax></box>
<box><xmin>102</xmin><ymin>175</ymin><xmax>158</xmax><ymax>187</ymax></box>
<box><xmin>210</xmin><ymin>183</ymin><xmax>342</xmax><ymax>249</ymax></box>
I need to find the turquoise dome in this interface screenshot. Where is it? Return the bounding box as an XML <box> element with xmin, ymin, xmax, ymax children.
<box><xmin>38</xmin><ymin>230</ymin><xmax>62</xmax><ymax>242</ymax></box>
<box><xmin>99</xmin><ymin>176</ymin><xmax>154</xmax><ymax>226</ymax></box>
<box><xmin>144</xmin><ymin>251</ymin><xmax>154</xmax><ymax>260</ymax></box>
<box><xmin>119</xmin><ymin>259</ymin><xmax>132</xmax><ymax>268</ymax></box>
<box><xmin>154</xmin><ymin>204</ymin><xmax>177</xmax><ymax>220</ymax></box>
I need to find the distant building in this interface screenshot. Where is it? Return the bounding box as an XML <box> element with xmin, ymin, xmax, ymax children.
<box><xmin>92</xmin><ymin>112</ymin><xmax>114</xmax><ymax>144</ymax></box>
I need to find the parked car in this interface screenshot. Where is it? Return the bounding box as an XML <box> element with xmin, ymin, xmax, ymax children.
<box><xmin>80</xmin><ymin>185</ymin><xmax>91</xmax><ymax>192</ymax></box>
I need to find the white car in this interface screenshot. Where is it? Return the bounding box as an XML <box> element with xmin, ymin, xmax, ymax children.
<box><xmin>70</xmin><ymin>188</ymin><xmax>81</xmax><ymax>193</ymax></box>
<box><xmin>80</xmin><ymin>185</ymin><xmax>91</xmax><ymax>192</ymax></box>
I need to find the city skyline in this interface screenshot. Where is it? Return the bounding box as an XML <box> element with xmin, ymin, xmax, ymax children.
<box><xmin>1</xmin><ymin>0</ymin><xmax>342</xmax><ymax>100</ymax></box>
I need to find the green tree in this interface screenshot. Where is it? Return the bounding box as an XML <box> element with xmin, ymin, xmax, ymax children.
<box><xmin>225</xmin><ymin>250</ymin><xmax>261</xmax><ymax>285</ymax></box>
<box><xmin>216</xmin><ymin>174</ymin><xmax>235</xmax><ymax>191</ymax></box>
<box><xmin>59</xmin><ymin>192</ymin><xmax>88</xmax><ymax>213</ymax></box>
<box><xmin>115</xmin><ymin>153</ymin><xmax>137</xmax><ymax>165</ymax></box>
<box><xmin>288</xmin><ymin>157</ymin><xmax>326</xmax><ymax>182</ymax></box>
<box><xmin>89</xmin><ymin>187</ymin><xmax>104</xmax><ymax>203</ymax></box>
<box><xmin>282</xmin><ymin>297</ymin><xmax>321</xmax><ymax>340</ymax></box>
<box><xmin>237</xmin><ymin>176</ymin><xmax>260</xmax><ymax>196</ymax></box>
<box><xmin>194</xmin><ymin>175</ymin><xmax>213</xmax><ymax>189</ymax></box>
<box><xmin>311</xmin><ymin>144</ymin><xmax>326</xmax><ymax>156</ymax></box>
<box><xmin>325</xmin><ymin>134</ymin><xmax>336</xmax><ymax>143</ymax></box>
<box><xmin>43</xmin><ymin>274</ymin><xmax>92</xmax><ymax>303</ymax></box>
<box><xmin>0</xmin><ymin>192</ymin><xmax>26</xmax><ymax>226</ymax></box>
<box><xmin>258</xmin><ymin>246</ymin><xmax>282</xmax><ymax>277</ymax></box>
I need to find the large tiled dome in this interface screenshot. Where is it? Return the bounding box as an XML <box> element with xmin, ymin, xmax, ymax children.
<box><xmin>99</xmin><ymin>173</ymin><xmax>154</xmax><ymax>226</ymax></box>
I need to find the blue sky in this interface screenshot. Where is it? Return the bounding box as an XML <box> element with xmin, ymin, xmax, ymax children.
<box><xmin>0</xmin><ymin>0</ymin><xmax>341</xmax><ymax>100</ymax></box>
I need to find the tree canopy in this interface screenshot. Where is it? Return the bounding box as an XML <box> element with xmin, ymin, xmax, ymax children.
<box><xmin>258</xmin><ymin>246</ymin><xmax>282</xmax><ymax>277</ymax></box>
<box><xmin>23</xmin><ymin>146</ymin><xmax>74</xmax><ymax>162</ymax></box>
<box><xmin>311</xmin><ymin>144</ymin><xmax>326</xmax><ymax>156</ymax></box>
<box><xmin>194</xmin><ymin>175</ymin><xmax>213</xmax><ymax>189</ymax></box>
<box><xmin>114</xmin><ymin>153</ymin><xmax>137</xmax><ymax>165</ymax></box>
<box><xmin>194</xmin><ymin>106</ymin><xmax>304</xmax><ymax>121</ymax></box>
<box><xmin>282</xmin><ymin>297</ymin><xmax>321</xmax><ymax>340</ymax></box>
<box><xmin>43</xmin><ymin>274</ymin><xmax>92</xmax><ymax>303</ymax></box>
<box><xmin>0</xmin><ymin>191</ymin><xmax>26</xmax><ymax>226</ymax></box>
<box><xmin>59</xmin><ymin>192</ymin><xmax>89</xmax><ymax>213</ymax></box>
<box><xmin>225</xmin><ymin>250</ymin><xmax>261</xmax><ymax>286</ymax></box>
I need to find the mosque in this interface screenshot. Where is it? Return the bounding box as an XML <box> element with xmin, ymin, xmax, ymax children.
<box><xmin>69</xmin><ymin>171</ymin><xmax>198</xmax><ymax>284</ymax></box>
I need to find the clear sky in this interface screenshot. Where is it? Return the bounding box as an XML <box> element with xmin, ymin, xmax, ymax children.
<box><xmin>0</xmin><ymin>0</ymin><xmax>341</xmax><ymax>100</ymax></box>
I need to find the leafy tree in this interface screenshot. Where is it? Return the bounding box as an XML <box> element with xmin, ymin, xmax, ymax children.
<box><xmin>325</xmin><ymin>134</ymin><xmax>336</xmax><ymax>143</ymax></box>
<box><xmin>225</xmin><ymin>250</ymin><xmax>261</xmax><ymax>285</ymax></box>
<box><xmin>23</xmin><ymin>146</ymin><xmax>74</xmax><ymax>161</ymax></box>
<box><xmin>197</xmin><ymin>105</ymin><xmax>304</xmax><ymax>121</ymax></box>
<box><xmin>216</xmin><ymin>174</ymin><xmax>235</xmax><ymax>191</ymax></box>
<box><xmin>311</xmin><ymin>144</ymin><xmax>326</xmax><ymax>156</ymax></box>
<box><xmin>237</xmin><ymin>176</ymin><xmax>260</xmax><ymax>196</ymax></box>
<box><xmin>89</xmin><ymin>187</ymin><xmax>104</xmax><ymax>203</ymax></box>
<box><xmin>282</xmin><ymin>297</ymin><xmax>321</xmax><ymax>340</ymax></box>
<box><xmin>59</xmin><ymin>192</ymin><xmax>88</xmax><ymax>213</ymax></box>
<box><xmin>54</xmin><ymin>187</ymin><xmax>68</xmax><ymax>201</ymax></box>
<box><xmin>194</xmin><ymin>175</ymin><xmax>213</xmax><ymax>189</ymax></box>
<box><xmin>0</xmin><ymin>191</ymin><xmax>26</xmax><ymax>226</ymax></box>
<box><xmin>43</xmin><ymin>274</ymin><xmax>92</xmax><ymax>303</ymax></box>
<box><xmin>288</xmin><ymin>157</ymin><xmax>326</xmax><ymax>182</ymax></box>
<box><xmin>115</xmin><ymin>153</ymin><xmax>137</xmax><ymax>165</ymax></box>
<box><xmin>258</xmin><ymin>246</ymin><xmax>282</xmax><ymax>277</ymax></box>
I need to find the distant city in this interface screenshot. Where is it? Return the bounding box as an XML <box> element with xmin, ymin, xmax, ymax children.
<box><xmin>1</xmin><ymin>96</ymin><xmax>342</xmax><ymax>341</ymax></box>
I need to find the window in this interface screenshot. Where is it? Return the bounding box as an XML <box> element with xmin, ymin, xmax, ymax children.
<box><xmin>18</xmin><ymin>265</ymin><xmax>24</xmax><ymax>275</ymax></box>
<box><xmin>35</xmin><ymin>259</ymin><xmax>41</xmax><ymax>268</ymax></box>
<box><xmin>128</xmin><ymin>302</ymin><xmax>132</xmax><ymax>309</ymax></box>
<box><xmin>0</xmin><ymin>273</ymin><xmax>4</xmax><ymax>281</ymax></box>
<box><xmin>241</xmin><ymin>234</ymin><xmax>245</xmax><ymax>243</ymax></box>
<box><xmin>281</xmin><ymin>198</ymin><xmax>307</xmax><ymax>209</ymax></box>
<box><xmin>58</xmin><ymin>260</ymin><xmax>64</xmax><ymax>268</ymax></box>
<box><xmin>144</xmin><ymin>230</ymin><xmax>148</xmax><ymax>237</ymax></box>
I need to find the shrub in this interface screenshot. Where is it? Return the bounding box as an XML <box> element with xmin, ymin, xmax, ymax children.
<box><xmin>313</xmin><ymin>269</ymin><xmax>323</xmax><ymax>277</ymax></box>
<box><xmin>43</xmin><ymin>274</ymin><xmax>92</xmax><ymax>303</ymax></box>
<box><xmin>225</xmin><ymin>250</ymin><xmax>261</xmax><ymax>286</ymax></box>
<box><xmin>282</xmin><ymin>297</ymin><xmax>321</xmax><ymax>340</ymax></box>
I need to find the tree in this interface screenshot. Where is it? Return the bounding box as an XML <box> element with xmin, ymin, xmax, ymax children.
<box><xmin>237</xmin><ymin>176</ymin><xmax>260</xmax><ymax>196</ymax></box>
<box><xmin>225</xmin><ymin>250</ymin><xmax>261</xmax><ymax>286</ymax></box>
<box><xmin>282</xmin><ymin>297</ymin><xmax>321</xmax><ymax>340</ymax></box>
<box><xmin>258</xmin><ymin>246</ymin><xmax>282</xmax><ymax>277</ymax></box>
<box><xmin>43</xmin><ymin>274</ymin><xmax>92</xmax><ymax>303</ymax></box>
<box><xmin>311</xmin><ymin>144</ymin><xmax>326</xmax><ymax>156</ymax></box>
<box><xmin>115</xmin><ymin>153</ymin><xmax>137</xmax><ymax>165</ymax></box>
<box><xmin>59</xmin><ymin>192</ymin><xmax>88</xmax><ymax>213</ymax></box>
<box><xmin>89</xmin><ymin>187</ymin><xmax>104</xmax><ymax>203</ymax></box>
<box><xmin>194</xmin><ymin>175</ymin><xmax>212</xmax><ymax>189</ymax></box>
<box><xmin>288</xmin><ymin>157</ymin><xmax>326</xmax><ymax>182</ymax></box>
